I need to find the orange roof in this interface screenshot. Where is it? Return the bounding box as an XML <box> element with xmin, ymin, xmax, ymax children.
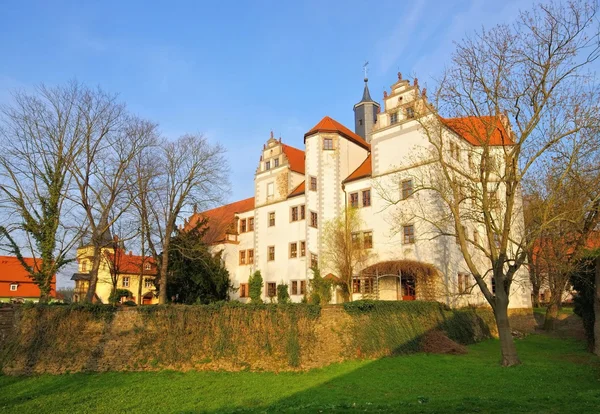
<box><xmin>532</xmin><ymin>231</ymin><xmax>600</xmax><ymax>263</ymax></box>
<box><xmin>305</xmin><ymin>116</ymin><xmax>371</xmax><ymax>151</ymax></box>
<box><xmin>324</xmin><ymin>273</ymin><xmax>342</xmax><ymax>283</ymax></box>
<box><xmin>288</xmin><ymin>181</ymin><xmax>305</xmax><ymax>198</ymax></box>
<box><xmin>187</xmin><ymin>197</ymin><xmax>255</xmax><ymax>244</ymax></box>
<box><xmin>441</xmin><ymin>116</ymin><xmax>513</xmax><ymax>146</ymax></box>
<box><xmin>105</xmin><ymin>249</ymin><xmax>157</xmax><ymax>276</ymax></box>
<box><xmin>344</xmin><ymin>154</ymin><xmax>372</xmax><ymax>183</ymax></box>
<box><xmin>281</xmin><ymin>144</ymin><xmax>305</xmax><ymax>174</ymax></box>
<box><xmin>0</xmin><ymin>256</ymin><xmax>56</xmax><ymax>298</ymax></box>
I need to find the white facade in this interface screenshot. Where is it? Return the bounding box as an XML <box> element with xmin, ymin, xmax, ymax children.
<box><xmin>192</xmin><ymin>75</ymin><xmax>532</xmax><ymax>309</ymax></box>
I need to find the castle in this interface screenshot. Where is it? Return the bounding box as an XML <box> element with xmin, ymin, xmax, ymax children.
<box><xmin>187</xmin><ymin>73</ymin><xmax>532</xmax><ymax>308</ymax></box>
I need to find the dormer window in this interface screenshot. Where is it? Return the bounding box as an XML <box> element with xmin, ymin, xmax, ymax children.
<box><xmin>10</xmin><ymin>284</ymin><xmax>17</xmax><ymax>291</ymax></box>
<box><xmin>265</xmin><ymin>161</ymin><xmax>271</xmax><ymax>170</ymax></box>
<box><xmin>390</xmin><ymin>112</ymin><xmax>398</xmax><ymax>125</ymax></box>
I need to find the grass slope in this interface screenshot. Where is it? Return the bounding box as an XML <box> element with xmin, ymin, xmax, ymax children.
<box><xmin>1</xmin><ymin>335</ymin><xmax>599</xmax><ymax>413</ymax></box>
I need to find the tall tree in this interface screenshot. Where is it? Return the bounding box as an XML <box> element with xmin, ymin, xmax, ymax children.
<box><xmin>139</xmin><ymin>134</ymin><xmax>228</xmax><ymax>304</ymax></box>
<box><xmin>71</xmin><ymin>101</ymin><xmax>157</xmax><ymax>303</ymax></box>
<box><xmin>166</xmin><ymin>219</ymin><xmax>232</xmax><ymax>304</ymax></box>
<box><xmin>0</xmin><ymin>83</ymin><xmax>87</xmax><ymax>302</ymax></box>
<box><xmin>380</xmin><ymin>0</ymin><xmax>600</xmax><ymax>365</ymax></box>
<box><xmin>321</xmin><ymin>207</ymin><xmax>371</xmax><ymax>302</ymax></box>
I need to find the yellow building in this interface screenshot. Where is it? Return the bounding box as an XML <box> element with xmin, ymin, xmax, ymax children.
<box><xmin>71</xmin><ymin>242</ymin><xmax>158</xmax><ymax>305</ymax></box>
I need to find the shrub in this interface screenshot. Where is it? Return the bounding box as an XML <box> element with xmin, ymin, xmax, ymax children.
<box><xmin>277</xmin><ymin>283</ymin><xmax>290</xmax><ymax>304</ymax></box>
<box><xmin>109</xmin><ymin>289</ymin><xmax>131</xmax><ymax>304</ymax></box>
<box><xmin>248</xmin><ymin>271</ymin><xmax>263</xmax><ymax>304</ymax></box>
<box><xmin>123</xmin><ymin>300</ymin><xmax>137</xmax><ymax>306</ymax></box>
<box><xmin>571</xmin><ymin>251</ymin><xmax>599</xmax><ymax>351</ymax></box>
<box><xmin>309</xmin><ymin>267</ymin><xmax>332</xmax><ymax>305</ymax></box>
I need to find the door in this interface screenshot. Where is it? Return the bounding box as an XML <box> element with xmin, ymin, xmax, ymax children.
<box><xmin>401</xmin><ymin>277</ymin><xmax>416</xmax><ymax>301</ymax></box>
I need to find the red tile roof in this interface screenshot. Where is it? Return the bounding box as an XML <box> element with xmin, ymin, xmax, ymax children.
<box><xmin>441</xmin><ymin>116</ymin><xmax>513</xmax><ymax>146</ymax></box>
<box><xmin>105</xmin><ymin>249</ymin><xmax>157</xmax><ymax>276</ymax></box>
<box><xmin>0</xmin><ymin>256</ymin><xmax>56</xmax><ymax>298</ymax></box>
<box><xmin>305</xmin><ymin>116</ymin><xmax>371</xmax><ymax>151</ymax></box>
<box><xmin>188</xmin><ymin>197</ymin><xmax>255</xmax><ymax>244</ymax></box>
<box><xmin>288</xmin><ymin>181</ymin><xmax>305</xmax><ymax>198</ymax></box>
<box><xmin>281</xmin><ymin>144</ymin><xmax>305</xmax><ymax>174</ymax></box>
<box><xmin>344</xmin><ymin>154</ymin><xmax>372</xmax><ymax>183</ymax></box>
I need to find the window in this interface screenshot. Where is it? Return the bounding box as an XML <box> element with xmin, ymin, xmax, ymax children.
<box><xmin>122</xmin><ymin>277</ymin><xmax>130</xmax><ymax>288</ymax></box>
<box><xmin>359</xmin><ymin>119</ymin><xmax>363</xmax><ymax>126</ymax></box>
<box><xmin>310</xmin><ymin>211</ymin><xmax>318</xmax><ymax>228</ymax></box>
<box><xmin>144</xmin><ymin>278</ymin><xmax>153</xmax><ymax>288</ymax></box>
<box><xmin>269</xmin><ymin>212</ymin><xmax>275</xmax><ymax>227</ymax></box>
<box><xmin>351</xmin><ymin>232</ymin><xmax>360</xmax><ymax>248</ymax></box>
<box><xmin>473</xmin><ymin>230</ymin><xmax>479</xmax><ymax>244</ymax></box>
<box><xmin>300</xmin><ymin>241</ymin><xmax>306</xmax><ymax>257</ymax></box>
<box><xmin>350</xmin><ymin>192</ymin><xmax>359</xmax><ymax>208</ymax></box>
<box><xmin>403</xmin><ymin>225</ymin><xmax>415</xmax><ymax>244</ymax></box>
<box><xmin>9</xmin><ymin>284</ymin><xmax>17</xmax><ymax>291</ymax></box>
<box><xmin>401</xmin><ymin>179</ymin><xmax>413</xmax><ymax>200</ymax></box>
<box><xmin>291</xmin><ymin>281</ymin><xmax>298</xmax><ymax>295</ymax></box>
<box><xmin>291</xmin><ymin>206</ymin><xmax>298</xmax><ymax>222</ymax></box>
<box><xmin>240</xmin><ymin>218</ymin><xmax>247</xmax><ymax>233</ymax></box>
<box><xmin>364</xmin><ymin>278</ymin><xmax>374</xmax><ymax>294</ymax></box>
<box><xmin>266</xmin><ymin>161</ymin><xmax>271</xmax><ymax>170</ymax></box>
<box><xmin>493</xmin><ymin>233</ymin><xmax>501</xmax><ymax>248</ymax></box>
<box><xmin>248</xmin><ymin>217</ymin><xmax>254</xmax><ymax>231</ymax></box>
<box><xmin>290</xmin><ymin>242</ymin><xmax>298</xmax><ymax>258</ymax></box>
<box><xmin>458</xmin><ymin>273</ymin><xmax>468</xmax><ymax>294</ymax></box>
<box><xmin>406</xmin><ymin>106</ymin><xmax>415</xmax><ymax>118</ymax></box>
<box><xmin>267</xmin><ymin>282</ymin><xmax>276</xmax><ymax>298</ymax></box>
<box><xmin>267</xmin><ymin>182</ymin><xmax>274</xmax><ymax>200</ymax></box>
<box><xmin>240</xmin><ymin>283</ymin><xmax>249</xmax><ymax>298</ymax></box>
<box><xmin>353</xmin><ymin>279</ymin><xmax>361</xmax><ymax>293</ymax></box>
<box><xmin>390</xmin><ymin>112</ymin><xmax>398</xmax><ymax>125</ymax></box>
<box><xmin>362</xmin><ymin>189</ymin><xmax>371</xmax><ymax>207</ymax></box>
<box><xmin>310</xmin><ymin>253</ymin><xmax>318</xmax><ymax>269</ymax></box>
<box><xmin>274</xmin><ymin>158</ymin><xmax>279</xmax><ymax>167</ymax></box>
<box><xmin>81</xmin><ymin>260</ymin><xmax>87</xmax><ymax>272</ymax></box>
<box><xmin>144</xmin><ymin>262</ymin><xmax>151</xmax><ymax>271</ymax></box>
<box><xmin>248</xmin><ymin>249</ymin><xmax>254</xmax><ymax>264</ymax></box>
<box><xmin>323</xmin><ymin>138</ymin><xmax>333</xmax><ymax>150</ymax></box>
<box><xmin>310</xmin><ymin>176</ymin><xmax>317</xmax><ymax>191</ymax></box>
<box><xmin>239</xmin><ymin>250</ymin><xmax>246</xmax><ymax>265</ymax></box>
<box><xmin>300</xmin><ymin>205</ymin><xmax>306</xmax><ymax>220</ymax></box>
<box><xmin>468</xmin><ymin>153</ymin><xmax>475</xmax><ymax>170</ymax></box>
<box><xmin>300</xmin><ymin>280</ymin><xmax>306</xmax><ymax>295</ymax></box>
<box><xmin>364</xmin><ymin>231</ymin><xmax>373</xmax><ymax>249</ymax></box>
<box><xmin>268</xmin><ymin>246</ymin><xmax>275</xmax><ymax>261</ymax></box>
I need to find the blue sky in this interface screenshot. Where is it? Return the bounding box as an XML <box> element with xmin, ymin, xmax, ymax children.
<box><xmin>0</xmin><ymin>0</ymin><xmax>538</xmax><ymax>202</ymax></box>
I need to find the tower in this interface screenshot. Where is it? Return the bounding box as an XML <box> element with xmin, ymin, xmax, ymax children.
<box><xmin>353</xmin><ymin>77</ymin><xmax>380</xmax><ymax>143</ymax></box>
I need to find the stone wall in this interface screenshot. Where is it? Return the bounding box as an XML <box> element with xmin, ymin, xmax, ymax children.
<box><xmin>0</xmin><ymin>304</ymin><xmax>536</xmax><ymax>375</ymax></box>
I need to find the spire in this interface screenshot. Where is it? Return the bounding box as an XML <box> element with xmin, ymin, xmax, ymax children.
<box><xmin>360</xmin><ymin>78</ymin><xmax>374</xmax><ymax>103</ymax></box>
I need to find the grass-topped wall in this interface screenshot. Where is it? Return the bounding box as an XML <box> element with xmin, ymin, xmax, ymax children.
<box><xmin>0</xmin><ymin>301</ymin><xmax>520</xmax><ymax>375</ymax></box>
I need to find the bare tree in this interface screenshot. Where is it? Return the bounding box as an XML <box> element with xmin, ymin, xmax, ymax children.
<box><xmin>525</xmin><ymin>153</ymin><xmax>600</xmax><ymax>328</ymax></box>
<box><xmin>321</xmin><ymin>207</ymin><xmax>372</xmax><ymax>301</ymax></box>
<box><xmin>380</xmin><ymin>1</ymin><xmax>600</xmax><ymax>366</ymax></box>
<box><xmin>70</xmin><ymin>95</ymin><xmax>157</xmax><ymax>303</ymax></box>
<box><xmin>139</xmin><ymin>134</ymin><xmax>228</xmax><ymax>304</ymax></box>
<box><xmin>0</xmin><ymin>83</ymin><xmax>87</xmax><ymax>302</ymax></box>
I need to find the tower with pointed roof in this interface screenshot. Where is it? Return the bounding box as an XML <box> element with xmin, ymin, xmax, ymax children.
<box><xmin>353</xmin><ymin>78</ymin><xmax>380</xmax><ymax>143</ymax></box>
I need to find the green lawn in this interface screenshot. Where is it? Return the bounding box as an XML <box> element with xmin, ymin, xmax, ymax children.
<box><xmin>1</xmin><ymin>335</ymin><xmax>599</xmax><ymax>413</ymax></box>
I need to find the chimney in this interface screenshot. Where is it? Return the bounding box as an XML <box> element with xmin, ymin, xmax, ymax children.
<box><xmin>129</xmin><ymin>251</ymin><xmax>132</xmax><ymax>256</ymax></box>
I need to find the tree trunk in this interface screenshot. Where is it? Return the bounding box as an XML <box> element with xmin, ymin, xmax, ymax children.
<box><xmin>594</xmin><ymin>256</ymin><xmax>600</xmax><ymax>357</ymax></box>
<box><xmin>494</xmin><ymin>300</ymin><xmax>521</xmax><ymax>366</ymax></box>
<box><xmin>531</xmin><ymin>284</ymin><xmax>540</xmax><ymax>308</ymax></box>
<box><xmin>544</xmin><ymin>302</ymin><xmax>559</xmax><ymax>331</ymax></box>
<box><xmin>84</xmin><ymin>245</ymin><xmax>103</xmax><ymax>303</ymax></box>
<box><xmin>158</xmin><ymin>235</ymin><xmax>171</xmax><ymax>304</ymax></box>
